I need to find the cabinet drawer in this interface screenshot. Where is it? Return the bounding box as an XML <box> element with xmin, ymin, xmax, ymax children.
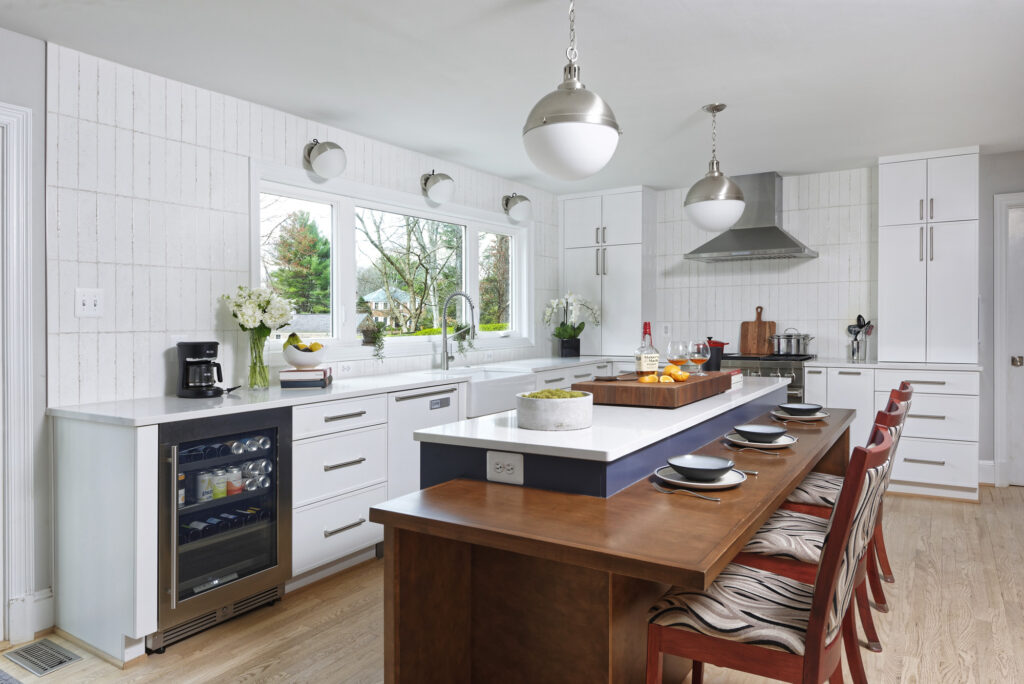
<box><xmin>591</xmin><ymin>360</ymin><xmax>613</xmax><ymax>375</ymax></box>
<box><xmin>874</xmin><ymin>369</ymin><xmax>978</xmax><ymax>396</ymax></box>
<box><xmin>292</xmin><ymin>484</ymin><xmax>386</xmax><ymax>575</ymax></box>
<box><xmin>890</xmin><ymin>437</ymin><xmax>978</xmax><ymax>488</ymax></box>
<box><xmin>567</xmin><ymin>364</ymin><xmax>599</xmax><ymax>384</ymax></box>
<box><xmin>293</xmin><ymin>425</ymin><xmax>387</xmax><ymax>507</ymax></box>
<box><xmin>292</xmin><ymin>395</ymin><xmax>387</xmax><ymax>439</ymax></box>
<box><xmin>535</xmin><ymin>368</ymin><xmax>575</xmax><ymax>389</ymax></box>
<box><xmin>874</xmin><ymin>392</ymin><xmax>978</xmax><ymax>441</ymax></box>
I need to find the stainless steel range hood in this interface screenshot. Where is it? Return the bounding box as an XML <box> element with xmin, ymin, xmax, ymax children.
<box><xmin>684</xmin><ymin>172</ymin><xmax>817</xmax><ymax>262</ymax></box>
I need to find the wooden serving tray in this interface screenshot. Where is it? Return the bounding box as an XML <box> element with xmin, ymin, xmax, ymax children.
<box><xmin>571</xmin><ymin>371</ymin><xmax>732</xmax><ymax>409</ymax></box>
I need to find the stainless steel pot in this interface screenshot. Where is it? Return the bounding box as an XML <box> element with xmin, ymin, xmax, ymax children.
<box><xmin>770</xmin><ymin>328</ymin><xmax>814</xmax><ymax>355</ymax></box>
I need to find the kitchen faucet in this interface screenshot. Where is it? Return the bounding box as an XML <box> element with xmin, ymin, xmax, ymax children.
<box><xmin>440</xmin><ymin>291</ymin><xmax>476</xmax><ymax>371</ymax></box>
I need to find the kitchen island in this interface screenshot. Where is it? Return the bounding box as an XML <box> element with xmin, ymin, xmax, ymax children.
<box><xmin>415</xmin><ymin>376</ymin><xmax>789</xmax><ymax>496</ymax></box>
<box><xmin>371</xmin><ymin>403</ymin><xmax>855</xmax><ymax>683</ymax></box>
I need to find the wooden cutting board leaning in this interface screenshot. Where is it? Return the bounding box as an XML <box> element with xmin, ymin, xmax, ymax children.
<box><xmin>740</xmin><ymin>306</ymin><xmax>776</xmax><ymax>355</ymax></box>
<box><xmin>571</xmin><ymin>372</ymin><xmax>732</xmax><ymax>409</ymax></box>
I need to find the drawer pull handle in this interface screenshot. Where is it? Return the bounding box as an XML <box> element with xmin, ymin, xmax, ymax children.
<box><xmin>909</xmin><ymin>380</ymin><xmax>946</xmax><ymax>386</ymax></box>
<box><xmin>595</xmin><ymin>364</ymin><xmax>609</xmax><ymax>369</ymax></box>
<box><xmin>807</xmin><ymin>370</ymin><xmax>823</xmax><ymax>375</ymax></box>
<box><xmin>394</xmin><ymin>387</ymin><xmax>457</xmax><ymax>402</ymax></box>
<box><xmin>837</xmin><ymin>371</ymin><xmax>862</xmax><ymax>376</ymax></box>
<box><xmin>573</xmin><ymin>372</ymin><xmax>591</xmax><ymax>379</ymax></box>
<box><xmin>324</xmin><ymin>457</ymin><xmax>366</xmax><ymax>472</ymax></box>
<box><xmin>324</xmin><ymin>410</ymin><xmax>367</xmax><ymax>423</ymax></box>
<box><xmin>324</xmin><ymin>518</ymin><xmax>366</xmax><ymax>537</ymax></box>
<box><xmin>905</xmin><ymin>457</ymin><xmax>946</xmax><ymax>466</ymax></box>
<box><xmin>908</xmin><ymin>413</ymin><xmax>946</xmax><ymax>421</ymax></box>
<box><xmin>544</xmin><ymin>377</ymin><xmax>566</xmax><ymax>384</ymax></box>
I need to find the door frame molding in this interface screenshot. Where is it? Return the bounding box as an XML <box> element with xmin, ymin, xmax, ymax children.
<box><xmin>0</xmin><ymin>100</ymin><xmax>35</xmax><ymax>644</ymax></box>
<box><xmin>993</xmin><ymin>192</ymin><xmax>1024</xmax><ymax>487</ymax></box>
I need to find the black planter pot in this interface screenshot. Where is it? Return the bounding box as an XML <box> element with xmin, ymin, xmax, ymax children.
<box><xmin>559</xmin><ymin>338</ymin><xmax>581</xmax><ymax>357</ymax></box>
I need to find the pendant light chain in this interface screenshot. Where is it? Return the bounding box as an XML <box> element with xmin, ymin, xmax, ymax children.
<box><xmin>710</xmin><ymin>109</ymin><xmax>718</xmax><ymax>163</ymax></box>
<box><xmin>566</xmin><ymin>0</ymin><xmax>578</xmax><ymax>64</ymax></box>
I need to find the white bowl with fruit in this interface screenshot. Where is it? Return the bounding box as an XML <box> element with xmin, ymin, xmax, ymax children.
<box><xmin>282</xmin><ymin>334</ymin><xmax>326</xmax><ymax>369</ymax></box>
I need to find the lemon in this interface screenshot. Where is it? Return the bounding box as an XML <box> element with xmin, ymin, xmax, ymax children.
<box><xmin>637</xmin><ymin>375</ymin><xmax>659</xmax><ymax>384</ymax></box>
<box><xmin>672</xmin><ymin>371</ymin><xmax>691</xmax><ymax>382</ymax></box>
<box><xmin>658</xmin><ymin>375</ymin><xmax>675</xmax><ymax>383</ymax></box>
<box><xmin>309</xmin><ymin>342</ymin><xmax>323</xmax><ymax>351</ymax></box>
<box><xmin>664</xmin><ymin>364</ymin><xmax>680</xmax><ymax>374</ymax></box>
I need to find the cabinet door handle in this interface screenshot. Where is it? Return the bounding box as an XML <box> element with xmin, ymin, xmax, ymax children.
<box><xmin>908</xmin><ymin>413</ymin><xmax>946</xmax><ymax>421</ymax></box>
<box><xmin>929</xmin><ymin>198</ymin><xmax>934</xmax><ymax>220</ymax></box>
<box><xmin>595</xmin><ymin>363</ymin><xmax>609</xmax><ymax>369</ymax></box>
<box><xmin>394</xmin><ymin>387</ymin><xmax>457</xmax><ymax>402</ymax></box>
<box><xmin>595</xmin><ymin>248</ymin><xmax>600</xmax><ymax>275</ymax></box>
<box><xmin>919</xmin><ymin>199</ymin><xmax>924</xmax><ymax>220</ymax></box>
<box><xmin>909</xmin><ymin>379</ymin><xmax>946</xmax><ymax>385</ymax></box>
<box><xmin>602</xmin><ymin>226</ymin><xmax>607</xmax><ymax>243</ymax></box>
<box><xmin>324</xmin><ymin>457</ymin><xmax>366</xmax><ymax>472</ymax></box>
<box><xmin>837</xmin><ymin>371</ymin><xmax>862</xmax><ymax>376</ymax></box>
<box><xmin>602</xmin><ymin>247</ymin><xmax>607</xmax><ymax>275</ymax></box>
<box><xmin>919</xmin><ymin>225</ymin><xmax>924</xmax><ymax>261</ymax></box>
<box><xmin>595</xmin><ymin>226</ymin><xmax>600</xmax><ymax>244</ymax></box>
<box><xmin>168</xmin><ymin>445</ymin><xmax>179</xmax><ymax>610</ymax></box>
<box><xmin>324</xmin><ymin>410</ymin><xmax>367</xmax><ymax>423</ymax></box>
<box><xmin>929</xmin><ymin>225</ymin><xmax>934</xmax><ymax>261</ymax></box>
<box><xmin>324</xmin><ymin>518</ymin><xmax>366</xmax><ymax>537</ymax></box>
<box><xmin>905</xmin><ymin>457</ymin><xmax>945</xmax><ymax>466</ymax></box>
<box><xmin>544</xmin><ymin>377</ymin><xmax>566</xmax><ymax>384</ymax></box>
<box><xmin>807</xmin><ymin>370</ymin><xmax>823</xmax><ymax>375</ymax></box>
<box><xmin>573</xmin><ymin>372</ymin><xmax>591</xmax><ymax>379</ymax></box>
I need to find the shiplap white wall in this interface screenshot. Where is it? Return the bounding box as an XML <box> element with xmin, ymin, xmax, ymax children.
<box><xmin>653</xmin><ymin>168</ymin><xmax>878</xmax><ymax>359</ymax></box>
<box><xmin>45</xmin><ymin>44</ymin><xmax>559</xmax><ymax>407</ymax></box>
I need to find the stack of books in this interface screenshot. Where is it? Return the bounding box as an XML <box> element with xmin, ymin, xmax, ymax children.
<box><xmin>279</xmin><ymin>367</ymin><xmax>333</xmax><ymax>390</ymax></box>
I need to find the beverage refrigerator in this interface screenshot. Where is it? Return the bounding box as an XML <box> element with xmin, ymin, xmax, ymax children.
<box><xmin>146</xmin><ymin>407</ymin><xmax>292</xmax><ymax>652</ymax></box>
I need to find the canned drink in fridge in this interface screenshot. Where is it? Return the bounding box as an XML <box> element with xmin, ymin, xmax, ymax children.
<box><xmin>256</xmin><ymin>458</ymin><xmax>273</xmax><ymax>475</ymax></box>
<box><xmin>196</xmin><ymin>470</ymin><xmax>214</xmax><ymax>502</ymax></box>
<box><xmin>211</xmin><ymin>469</ymin><xmax>228</xmax><ymax>499</ymax></box>
<box><xmin>257</xmin><ymin>435</ymin><xmax>271</xmax><ymax>452</ymax></box>
<box><xmin>241</xmin><ymin>461</ymin><xmax>258</xmax><ymax>478</ymax></box>
<box><xmin>257</xmin><ymin>475</ymin><xmax>271</xmax><ymax>489</ymax></box>
<box><xmin>244</xmin><ymin>477</ymin><xmax>259</xmax><ymax>492</ymax></box>
<box><xmin>244</xmin><ymin>438</ymin><xmax>260</xmax><ymax>453</ymax></box>
<box><xmin>226</xmin><ymin>466</ymin><xmax>243</xmax><ymax>496</ymax></box>
<box><xmin>225</xmin><ymin>440</ymin><xmax>246</xmax><ymax>456</ymax></box>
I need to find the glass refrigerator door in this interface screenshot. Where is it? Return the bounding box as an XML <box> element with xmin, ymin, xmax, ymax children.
<box><xmin>173</xmin><ymin>428</ymin><xmax>280</xmax><ymax>602</ymax></box>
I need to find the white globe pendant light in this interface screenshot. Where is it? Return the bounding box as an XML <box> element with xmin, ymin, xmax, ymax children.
<box><xmin>522</xmin><ymin>0</ymin><xmax>621</xmax><ymax>181</ymax></box>
<box><xmin>685</xmin><ymin>104</ymin><xmax>746</xmax><ymax>232</ymax></box>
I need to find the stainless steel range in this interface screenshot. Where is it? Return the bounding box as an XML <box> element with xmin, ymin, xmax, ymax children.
<box><xmin>720</xmin><ymin>354</ymin><xmax>816</xmax><ymax>403</ymax></box>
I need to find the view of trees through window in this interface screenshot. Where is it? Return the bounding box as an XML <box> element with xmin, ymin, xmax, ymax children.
<box><xmin>478</xmin><ymin>232</ymin><xmax>511</xmax><ymax>331</ymax></box>
<box><xmin>355</xmin><ymin>208</ymin><xmax>465</xmax><ymax>337</ymax></box>
<box><xmin>259</xmin><ymin>193</ymin><xmax>333</xmax><ymax>339</ymax></box>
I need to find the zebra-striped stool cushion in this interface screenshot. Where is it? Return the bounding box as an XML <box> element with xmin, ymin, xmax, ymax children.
<box><xmin>786</xmin><ymin>471</ymin><xmax>843</xmax><ymax>508</ymax></box>
<box><xmin>741</xmin><ymin>509</ymin><xmax>829</xmax><ymax>565</ymax></box>
<box><xmin>649</xmin><ymin>564</ymin><xmax>814</xmax><ymax>655</ymax></box>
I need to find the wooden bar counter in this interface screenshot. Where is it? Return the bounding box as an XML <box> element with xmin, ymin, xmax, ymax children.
<box><xmin>370</xmin><ymin>409</ymin><xmax>854</xmax><ymax>683</ymax></box>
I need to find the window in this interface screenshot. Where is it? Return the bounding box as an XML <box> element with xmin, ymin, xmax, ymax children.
<box><xmin>258</xmin><ymin>192</ymin><xmax>334</xmax><ymax>339</ymax></box>
<box><xmin>255</xmin><ymin>168</ymin><xmax>531</xmax><ymax>353</ymax></box>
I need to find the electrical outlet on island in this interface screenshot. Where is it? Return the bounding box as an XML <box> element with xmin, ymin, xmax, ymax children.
<box><xmin>486</xmin><ymin>450</ymin><xmax>524</xmax><ymax>485</ymax></box>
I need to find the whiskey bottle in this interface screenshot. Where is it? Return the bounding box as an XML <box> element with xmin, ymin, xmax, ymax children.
<box><xmin>634</xmin><ymin>322</ymin><xmax>660</xmax><ymax>377</ymax></box>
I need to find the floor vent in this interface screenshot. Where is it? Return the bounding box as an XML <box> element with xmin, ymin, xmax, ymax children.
<box><xmin>233</xmin><ymin>586</ymin><xmax>280</xmax><ymax>614</ymax></box>
<box><xmin>4</xmin><ymin>639</ymin><xmax>81</xmax><ymax>677</ymax></box>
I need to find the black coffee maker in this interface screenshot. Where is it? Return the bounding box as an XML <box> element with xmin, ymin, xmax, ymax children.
<box><xmin>176</xmin><ymin>341</ymin><xmax>225</xmax><ymax>398</ymax></box>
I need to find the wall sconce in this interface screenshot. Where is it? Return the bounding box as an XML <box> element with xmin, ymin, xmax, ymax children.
<box><xmin>303</xmin><ymin>139</ymin><xmax>347</xmax><ymax>179</ymax></box>
<box><xmin>502</xmin><ymin>193</ymin><xmax>532</xmax><ymax>222</ymax></box>
<box><xmin>421</xmin><ymin>170</ymin><xmax>455</xmax><ymax>205</ymax></box>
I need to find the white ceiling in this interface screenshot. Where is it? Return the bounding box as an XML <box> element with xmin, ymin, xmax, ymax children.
<box><xmin>2</xmin><ymin>0</ymin><xmax>1022</xmax><ymax>194</ymax></box>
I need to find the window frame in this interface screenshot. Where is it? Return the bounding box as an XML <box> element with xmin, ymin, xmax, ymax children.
<box><xmin>251</xmin><ymin>162</ymin><xmax>534</xmax><ymax>362</ymax></box>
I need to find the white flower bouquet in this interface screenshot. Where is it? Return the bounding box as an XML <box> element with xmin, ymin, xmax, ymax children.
<box><xmin>221</xmin><ymin>286</ymin><xmax>295</xmax><ymax>389</ymax></box>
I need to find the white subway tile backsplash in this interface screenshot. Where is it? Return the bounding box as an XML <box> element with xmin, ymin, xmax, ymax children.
<box><xmin>195</xmin><ymin>88</ymin><xmax>210</xmax><ymax>148</ymax></box>
<box><xmin>77</xmin><ymin>191</ymin><xmax>97</xmax><ymax>263</ymax></box>
<box><xmin>132</xmin><ymin>69</ymin><xmax>149</xmax><ymax>134</ymax></box>
<box><xmin>148</xmin><ymin>74</ymin><xmax>166</xmax><ymax>138</ymax></box>
<box><xmin>77</xmin><ymin>53</ymin><xmax>98</xmax><ymax>122</ymax></box>
<box><xmin>114</xmin><ymin>127</ymin><xmax>132</xmax><ymax>196</ymax></box>
<box><xmin>97</xmin><ymin>59</ymin><xmax>116</xmax><ymax>126</ymax></box>
<box><xmin>114</xmin><ymin>64</ymin><xmax>133</xmax><ymax>130</ymax></box>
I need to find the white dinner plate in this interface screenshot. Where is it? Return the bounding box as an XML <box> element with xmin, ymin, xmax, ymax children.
<box><xmin>724</xmin><ymin>432</ymin><xmax>798</xmax><ymax>449</ymax></box>
<box><xmin>654</xmin><ymin>466</ymin><xmax>747</xmax><ymax>490</ymax></box>
<box><xmin>770</xmin><ymin>409</ymin><xmax>830</xmax><ymax>422</ymax></box>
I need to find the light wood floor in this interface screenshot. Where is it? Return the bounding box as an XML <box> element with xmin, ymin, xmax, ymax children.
<box><xmin>3</xmin><ymin>487</ymin><xmax>1023</xmax><ymax>683</ymax></box>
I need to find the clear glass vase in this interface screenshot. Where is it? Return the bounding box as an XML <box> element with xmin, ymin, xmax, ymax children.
<box><xmin>248</xmin><ymin>330</ymin><xmax>270</xmax><ymax>390</ymax></box>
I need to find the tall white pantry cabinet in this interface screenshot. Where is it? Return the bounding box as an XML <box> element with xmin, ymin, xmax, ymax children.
<box><xmin>560</xmin><ymin>187</ymin><xmax>657</xmax><ymax>356</ymax></box>
<box><xmin>877</xmin><ymin>147</ymin><xmax>979</xmax><ymax>363</ymax></box>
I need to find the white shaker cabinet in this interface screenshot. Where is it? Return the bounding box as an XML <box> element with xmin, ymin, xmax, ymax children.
<box><xmin>826</xmin><ymin>368</ymin><xmax>875</xmax><ymax>447</ymax></box>
<box><xmin>926</xmin><ymin>221</ymin><xmax>979</xmax><ymax>363</ymax></box>
<box><xmin>926</xmin><ymin>154</ymin><xmax>980</xmax><ymax>223</ymax></box>
<box><xmin>878</xmin><ymin>149</ymin><xmax>979</xmax><ymax>227</ymax></box>
<box><xmin>878</xmin><ymin>159</ymin><xmax>927</xmax><ymax>227</ymax></box>
<box><xmin>803</xmin><ymin>367</ymin><xmax>827</xmax><ymax>405</ymax></box>
<box><xmin>877</xmin><ymin>224</ymin><xmax>928</xmax><ymax>361</ymax></box>
<box><xmin>561</xmin><ymin>187</ymin><xmax>655</xmax><ymax>356</ymax></box>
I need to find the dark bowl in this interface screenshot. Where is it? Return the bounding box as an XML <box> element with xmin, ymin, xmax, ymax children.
<box><xmin>667</xmin><ymin>454</ymin><xmax>734</xmax><ymax>482</ymax></box>
<box><xmin>733</xmin><ymin>424</ymin><xmax>788</xmax><ymax>443</ymax></box>
<box><xmin>778</xmin><ymin>403</ymin><xmax>823</xmax><ymax>417</ymax></box>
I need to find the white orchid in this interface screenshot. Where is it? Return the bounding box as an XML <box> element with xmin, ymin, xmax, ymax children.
<box><xmin>542</xmin><ymin>292</ymin><xmax>600</xmax><ymax>340</ymax></box>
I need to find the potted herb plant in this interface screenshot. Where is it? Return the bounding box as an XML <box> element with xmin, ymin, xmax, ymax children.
<box><xmin>358</xmin><ymin>315</ymin><xmax>387</xmax><ymax>361</ymax></box>
<box><xmin>543</xmin><ymin>292</ymin><xmax>600</xmax><ymax>357</ymax></box>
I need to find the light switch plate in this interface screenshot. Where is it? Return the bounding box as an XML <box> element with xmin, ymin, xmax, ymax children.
<box><xmin>74</xmin><ymin>288</ymin><xmax>103</xmax><ymax>318</ymax></box>
<box><xmin>486</xmin><ymin>450</ymin><xmax>524</xmax><ymax>485</ymax></box>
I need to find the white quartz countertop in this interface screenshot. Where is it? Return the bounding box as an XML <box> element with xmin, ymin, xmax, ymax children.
<box><xmin>414</xmin><ymin>376</ymin><xmax>789</xmax><ymax>462</ymax></box>
<box><xmin>46</xmin><ymin>370</ymin><xmax>475</xmax><ymax>427</ymax></box>
<box><xmin>475</xmin><ymin>356</ymin><xmax>614</xmax><ymax>373</ymax></box>
<box><xmin>805</xmin><ymin>358</ymin><xmax>982</xmax><ymax>372</ymax></box>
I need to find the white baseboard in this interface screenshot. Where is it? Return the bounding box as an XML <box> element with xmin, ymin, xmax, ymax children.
<box><xmin>285</xmin><ymin>545</ymin><xmax>379</xmax><ymax>593</ymax></box>
<box><xmin>32</xmin><ymin>589</ymin><xmax>54</xmax><ymax>634</ymax></box>
<box><xmin>979</xmin><ymin>460</ymin><xmax>995</xmax><ymax>485</ymax></box>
